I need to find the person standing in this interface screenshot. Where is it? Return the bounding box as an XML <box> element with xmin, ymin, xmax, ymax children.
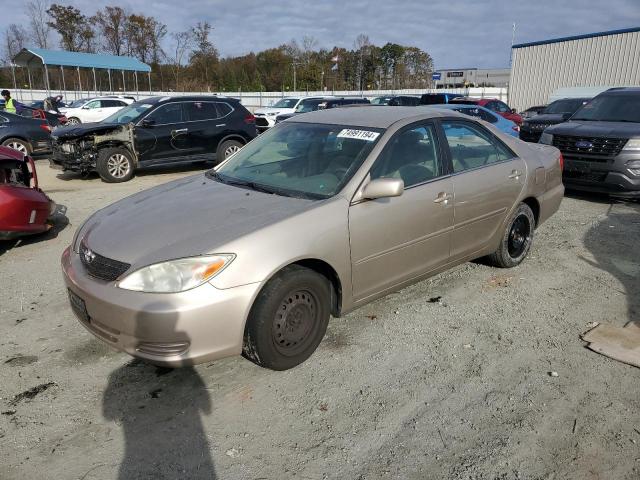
<box><xmin>1</xmin><ymin>90</ymin><xmax>16</xmax><ymax>113</ymax></box>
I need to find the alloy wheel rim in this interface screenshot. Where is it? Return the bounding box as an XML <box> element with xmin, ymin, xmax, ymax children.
<box><xmin>507</xmin><ymin>214</ymin><xmax>531</xmax><ymax>258</ymax></box>
<box><xmin>272</xmin><ymin>289</ymin><xmax>318</xmax><ymax>356</ymax></box>
<box><xmin>106</xmin><ymin>153</ymin><xmax>131</xmax><ymax>178</ymax></box>
<box><xmin>67</xmin><ymin>118</ymin><xmax>79</xmax><ymax>125</ymax></box>
<box><xmin>224</xmin><ymin>145</ymin><xmax>240</xmax><ymax>158</ymax></box>
<box><xmin>7</xmin><ymin>142</ymin><xmax>27</xmax><ymax>154</ymax></box>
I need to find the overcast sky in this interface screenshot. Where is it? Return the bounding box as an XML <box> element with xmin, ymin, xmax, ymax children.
<box><xmin>3</xmin><ymin>0</ymin><xmax>640</xmax><ymax>68</ymax></box>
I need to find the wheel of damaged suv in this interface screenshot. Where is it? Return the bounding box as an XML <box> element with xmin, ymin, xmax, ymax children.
<box><xmin>216</xmin><ymin>139</ymin><xmax>243</xmax><ymax>163</ymax></box>
<box><xmin>97</xmin><ymin>147</ymin><xmax>135</xmax><ymax>183</ymax></box>
<box><xmin>2</xmin><ymin>138</ymin><xmax>31</xmax><ymax>155</ymax></box>
<box><xmin>243</xmin><ymin>265</ymin><xmax>331</xmax><ymax>370</ymax></box>
<box><xmin>488</xmin><ymin>203</ymin><xmax>535</xmax><ymax>268</ymax></box>
<box><xmin>67</xmin><ymin>117</ymin><xmax>81</xmax><ymax>125</ymax></box>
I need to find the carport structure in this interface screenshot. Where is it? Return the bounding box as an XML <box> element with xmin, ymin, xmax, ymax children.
<box><xmin>12</xmin><ymin>48</ymin><xmax>151</xmax><ymax>98</ymax></box>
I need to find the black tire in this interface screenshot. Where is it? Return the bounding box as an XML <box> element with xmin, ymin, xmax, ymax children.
<box><xmin>96</xmin><ymin>147</ymin><xmax>135</xmax><ymax>183</ymax></box>
<box><xmin>488</xmin><ymin>203</ymin><xmax>535</xmax><ymax>268</ymax></box>
<box><xmin>243</xmin><ymin>265</ymin><xmax>331</xmax><ymax>370</ymax></box>
<box><xmin>2</xmin><ymin>138</ymin><xmax>31</xmax><ymax>155</ymax></box>
<box><xmin>216</xmin><ymin>139</ymin><xmax>243</xmax><ymax>163</ymax></box>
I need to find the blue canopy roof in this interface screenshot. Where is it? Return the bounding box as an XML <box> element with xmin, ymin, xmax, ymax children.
<box><xmin>13</xmin><ymin>48</ymin><xmax>151</xmax><ymax>72</ymax></box>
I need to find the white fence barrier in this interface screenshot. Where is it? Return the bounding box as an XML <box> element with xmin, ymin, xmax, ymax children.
<box><xmin>3</xmin><ymin>87</ymin><xmax>509</xmax><ymax>112</ymax></box>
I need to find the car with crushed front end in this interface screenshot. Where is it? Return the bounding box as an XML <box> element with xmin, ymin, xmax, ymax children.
<box><xmin>540</xmin><ymin>87</ymin><xmax>640</xmax><ymax>197</ymax></box>
<box><xmin>50</xmin><ymin>95</ymin><xmax>257</xmax><ymax>183</ymax></box>
<box><xmin>62</xmin><ymin>106</ymin><xmax>564</xmax><ymax>371</ymax></box>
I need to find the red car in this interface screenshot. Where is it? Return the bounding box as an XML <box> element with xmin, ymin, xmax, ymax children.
<box><xmin>0</xmin><ymin>146</ymin><xmax>55</xmax><ymax>240</ymax></box>
<box><xmin>451</xmin><ymin>98</ymin><xmax>523</xmax><ymax>125</ymax></box>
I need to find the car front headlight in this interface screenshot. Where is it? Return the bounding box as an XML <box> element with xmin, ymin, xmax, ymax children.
<box><xmin>117</xmin><ymin>255</ymin><xmax>235</xmax><ymax>293</ymax></box>
<box><xmin>539</xmin><ymin>132</ymin><xmax>553</xmax><ymax>145</ymax></box>
<box><xmin>622</xmin><ymin>138</ymin><xmax>640</xmax><ymax>152</ymax></box>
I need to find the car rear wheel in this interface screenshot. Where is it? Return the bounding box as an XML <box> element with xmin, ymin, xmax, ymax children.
<box><xmin>2</xmin><ymin>138</ymin><xmax>31</xmax><ymax>155</ymax></box>
<box><xmin>488</xmin><ymin>203</ymin><xmax>535</xmax><ymax>268</ymax></box>
<box><xmin>67</xmin><ymin>117</ymin><xmax>81</xmax><ymax>125</ymax></box>
<box><xmin>216</xmin><ymin>139</ymin><xmax>243</xmax><ymax>163</ymax></box>
<box><xmin>243</xmin><ymin>265</ymin><xmax>331</xmax><ymax>370</ymax></box>
<box><xmin>97</xmin><ymin>147</ymin><xmax>135</xmax><ymax>183</ymax></box>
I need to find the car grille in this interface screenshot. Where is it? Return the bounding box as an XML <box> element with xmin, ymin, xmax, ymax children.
<box><xmin>255</xmin><ymin>117</ymin><xmax>269</xmax><ymax>127</ymax></box>
<box><xmin>553</xmin><ymin>135</ymin><xmax>627</xmax><ymax>157</ymax></box>
<box><xmin>80</xmin><ymin>242</ymin><xmax>130</xmax><ymax>281</ymax></box>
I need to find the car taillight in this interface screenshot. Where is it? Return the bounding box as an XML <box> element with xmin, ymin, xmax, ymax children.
<box><xmin>512</xmin><ymin>125</ymin><xmax>520</xmax><ymax>132</ymax></box>
<box><xmin>40</xmin><ymin>123</ymin><xmax>52</xmax><ymax>133</ymax></box>
<box><xmin>244</xmin><ymin>114</ymin><xmax>256</xmax><ymax>124</ymax></box>
<box><xmin>558</xmin><ymin>153</ymin><xmax>564</xmax><ymax>171</ymax></box>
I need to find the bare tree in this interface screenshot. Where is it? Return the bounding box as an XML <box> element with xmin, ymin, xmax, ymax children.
<box><xmin>3</xmin><ymin>24</ymin><xmax>28</xmax><ymax>64</ymax></box>
<box><xmin>26</xmin><ymin>0</ymin><xmax>51</xmax><ymax>49</ymax></box>
<box><xmin>92</xmin><ymin>6</ymin><xmax>128</xmax><ymax>55</ymax></box>
<box><xmin>170</xmin><ymin>30</ymin><xmax>194</xmax><ymax>90</ymax></box>
<box><xmin>354</xmin><ymin>34</ymin><xmax>371</xmax><ymax>91</ymax></box>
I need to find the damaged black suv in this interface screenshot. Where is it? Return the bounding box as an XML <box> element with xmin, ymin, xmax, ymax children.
<box><xmin>50</xmin><ymin>95</ymin><xmax>257</xmax><ymax>182</ymax></box>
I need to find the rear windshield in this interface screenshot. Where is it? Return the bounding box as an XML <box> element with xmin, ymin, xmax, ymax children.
<box><xmin>571</xmin><ymin>94</ymin><xmax>640</xmax><ymax>122</ymax></box>
<box><xmin>272</xmin><ymin>98</ymin><xmax>299</xmax><ymax>109</ymax></box>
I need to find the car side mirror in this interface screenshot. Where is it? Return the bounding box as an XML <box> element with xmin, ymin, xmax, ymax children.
<box><xmin>511</xmin><ymin>108</ymin><xmax>517</xmax><ymax>114</ymax></box>
<box><xmin>361</xmin><ymin>178</ymin><xmax>404</xmax><ymax>200</ymax></box>
<box><xmin>140</xmin><ymin>118</ymin><xmax>155</xmax><ymax>127</ymax></box>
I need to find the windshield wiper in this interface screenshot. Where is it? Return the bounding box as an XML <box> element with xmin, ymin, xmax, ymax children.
<box><xmin>206</xmin><ymin>171</ymin><xmax>280</xmax><ymax>195</ymax></box>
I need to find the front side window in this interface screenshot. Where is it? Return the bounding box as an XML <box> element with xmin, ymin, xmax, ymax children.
<box><xmin>145</xmin><ymin>103</ymin><xmax>184</xmax><ymax>124</ymax></box>
<box><xmin>495</xmin><ymin>101</ymin><xmax>510</xmax><ymax>113</ymax></box>
<box><xmin>212</xmin><ymin>122</ymin><xmax>383</xmax><ymax>198</ymax></box>
<box><xmin>103</xmin><ymin>103</ymin><xmax>153</xmax><ymax>124</ymax></box>
<box><xmin>370</xmin><ymin>124</ymin><xmax>441</xmax><ymax>188</ymax></box>
<box><xmin>442</xmin><ymin>121</ymin><xmax>514</xmax><ymax>173</ymax></box>
<box><xmin>85</xmin><ymin>100</ymin><xmax>100</xmax><ymax>109</ymax></box>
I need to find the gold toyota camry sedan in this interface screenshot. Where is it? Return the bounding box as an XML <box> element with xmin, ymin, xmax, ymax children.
<box><xmin>62</xmin><ymin>106</ymin><xmax>564</xmax><ymax>370</ymax></box>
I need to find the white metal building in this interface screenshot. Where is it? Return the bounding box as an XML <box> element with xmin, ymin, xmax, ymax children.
<box><xmin>509</xmin><ymin>27</ymin><xmax>640</xmax><ymax>110</ymax></box>
<box><xmin>433</xmin><ymin>68</ymin><xmax>510</xmax><ymax>88</ymax></box>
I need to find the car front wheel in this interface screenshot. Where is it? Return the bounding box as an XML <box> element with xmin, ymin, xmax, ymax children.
<box><xmin>66</xmin><ymin>117</ymin><xmax>81</xmax><ymax>125</ymax></box>
<box><xmin>243</xmin><ymin>265</ymin><xmax>331</xmax><ymax>370</ymax></box>
<box><xmin>96</xmin><ymin>147</ymin><xmax>135</xmax><ymax>183</ymax></box>
<box><xmin>488</xmin><ymin>203</ymin><xmax>535</xmax><ymax>268</ymax></box>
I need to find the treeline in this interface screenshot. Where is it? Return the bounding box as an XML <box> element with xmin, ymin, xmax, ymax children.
<box><xmin>2</xmin><ymin>1</ymin><xmax>434</xmax><ymax>92</ymax></box>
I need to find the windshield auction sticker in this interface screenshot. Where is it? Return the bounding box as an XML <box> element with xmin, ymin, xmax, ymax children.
<box><xmin>337</xmin><ymin>129</ymin><xmax>380</xmax><ymax>141</ymax></box>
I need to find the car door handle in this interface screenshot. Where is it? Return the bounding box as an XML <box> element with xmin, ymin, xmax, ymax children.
<box><xmin>216</xmin><ymin>124</ymin><xmax>226</xmax><ymax>127</ymax></box>
<box><xmin>172</xmin><ymin>128</ymin><xmax>188</xmax><ymax>135</ymax></box>
<box><xmin>508</xmin><ymin>170</ymin><xmax>522</xmax><ymax>179</ymax></box>
<box><xmin>433</xmin><ymin>192</ymin><xmax>453</xmax><ymax>204</ymax></box>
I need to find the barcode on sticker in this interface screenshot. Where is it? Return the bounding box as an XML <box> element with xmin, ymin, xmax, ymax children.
<box><xmin>337</xmin><ymin>129</ymin><xmax>380</xmax><ymax>141</ymax></box>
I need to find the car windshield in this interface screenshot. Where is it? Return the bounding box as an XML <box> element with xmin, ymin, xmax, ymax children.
<box><xmin>295</xmin><ymin>99</ymin><xmax>325</xmax><ymax>113</ymax></box>
<box><xmin>272</xmin><ymin>99</ymin><xmax>299</xmax><ymax>108</ymax></box>
<box><xmin>371</xmin><ymin>97</ymin><xmax>392</xmax><ymax>105</ymax></box>
<box><xmin>571</xmin><ymin>94</ymin><xmax>640</xmax><ymax>122</ymax></box>
<box><xmin>102</xmin><ymin>102</ymin><xmax>154</xmax><ymax>124</ymax></box>
<box><xmin>210</xmin><ymin>122</ymin><xmax>383</xmax><ymax>199</ymax></box>
<box><xmin>544</xmin><ymin>99</ymin><xmax>586</xmax><ymax>114</ymax></box>
<box><xmin>69</xmin><ymin>98</ymin><xmax>90</xmax><ymax>108</ymax></box>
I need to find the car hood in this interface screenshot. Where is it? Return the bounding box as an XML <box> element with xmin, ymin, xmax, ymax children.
<box><xmin>52</xmin><ymin>122</ymin><xmax>124</xmax><ymax>140</ymax></box>
<box><xmin>525</xmin><ymin>113</ymin><xmax>566</xmax><ymax>124</ymax></box>
<box><xmin>546</xmin><ymin>120</ymin><xmax>640</xmax><ymax>137</ymax></box>
<box><xmin>81</xmin><ymin>174</ymin><xmax>317</xmax><ymax>268</ymax></box>
<box><xmin>254</xmin><ymin>107</ymin><xmax>295</xmax><ymax>115</ymax></box>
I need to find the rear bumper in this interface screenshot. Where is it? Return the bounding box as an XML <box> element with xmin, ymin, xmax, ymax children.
<box><xmin>61</xmin><ymin>246</ymin><xmax>261</xmax><ymax>367</ymax></box>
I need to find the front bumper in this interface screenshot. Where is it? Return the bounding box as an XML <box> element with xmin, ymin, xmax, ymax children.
<box><xmin>62</xmin><ymin>246</ymin><xmax>262</xmax><ymax>367</ymax></box>
<box><xmin>50</xmin><ymin>144</ymin><xmax>97</xmax><ymax>171</ymax></box>
<box><xmin>562</xmin><ymin>156</ymin><xmax>640</xmax><ymax>197</ymax></box>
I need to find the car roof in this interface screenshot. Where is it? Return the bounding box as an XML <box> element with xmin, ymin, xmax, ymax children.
<box><xmin>141</xmin><ymin>95</ymin><xmax>240</xmax><ymax>104</ymax></box>
<box><xmin>289</xmin><ymin>105</ymin><xmax>452</xmax><ymax>128</ymax></box>
<box><xmin>602</xmin><ymin>87</ymin><xmax>640</xmax><ymax>95</ymax></box>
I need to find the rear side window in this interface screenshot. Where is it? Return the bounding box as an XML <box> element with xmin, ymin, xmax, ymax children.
<box><xmin>185</xmin><ymin>101</ymin><xmax>219</xmax><ymax>121</ymax></box>
<box><xmin>102</xmin><ymin>100</ymin><xmax>126</xmax><ymax>107</ymax></box>
<box><xmin>145</xmin><ymin>103</ymin><xmax>184</xmax><ymax>124</ymax></box>
<box><xmin>456</xmin><ymin>107</ymin><xmax>498</xmax><ymax>124</ymax></box>
<box><xmin>215</xmin><ymin>102</ymin><xmax>233</xmax><ymax>117</ymax></box>
<box><xmin>442</xmin><ymin>121</ymin><xmax>513</xmax><ymax>173</ymax></box>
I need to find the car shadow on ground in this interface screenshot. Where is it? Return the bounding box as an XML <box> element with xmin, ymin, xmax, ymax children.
<box><xmin>102</xmin><ymin>308</ymin><xmax>217</xmax><ymax>479</ymax></box>
<box><xmin>54</xmin><ymin>161</ymin><xmax>215</xmax><ymax>182</ymax></box>
<box><xmin>564</xmin><ymin>189</ymin><xmax>639</xmax><ymax>205</ymax></box>
<box><xmin>581</xmin><ymin>203</ymin><xmax>640</xmax><ymax>323</ymax></box>
<box><xmin>0</xmin><ymin>203</ymin><xmax>69</xmax><ymax>257</ymax></box>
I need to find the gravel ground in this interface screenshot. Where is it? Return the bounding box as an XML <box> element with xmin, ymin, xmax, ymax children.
<box><xmin>1</xmin><ymin>160</ymin><xmax>639</xmax><ymax>480</ymax></box>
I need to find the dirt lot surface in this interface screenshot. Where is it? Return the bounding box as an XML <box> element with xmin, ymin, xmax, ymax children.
<box><xmin>1</xmin><ymin>160</ymin><xmax>639</xmax><ymax>480</ymax></box>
